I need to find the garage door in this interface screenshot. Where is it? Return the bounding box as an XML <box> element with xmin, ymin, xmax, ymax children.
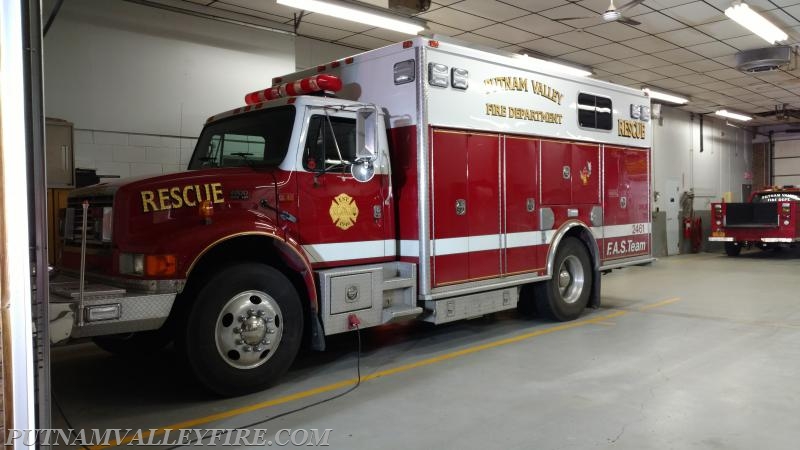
<box><xmin>773</xmin><ymin>140</ymin><xmax>800</xmax><ymax>186</ymax></box>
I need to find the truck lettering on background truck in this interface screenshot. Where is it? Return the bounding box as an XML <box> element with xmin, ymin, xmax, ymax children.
<box><xmin>50</xmin><ymin>37</ymin><xmax>653</xmax><ymax>396</ymax></box>
<box><xmin>709</xmin><ymin>186</ymin><xmax>800</xmax><ymax>256</ymax></box>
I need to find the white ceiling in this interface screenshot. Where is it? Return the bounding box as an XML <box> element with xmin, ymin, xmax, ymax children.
<box><xmin>151</xmin><ymin>0</ymin><xmax>800</xmax><ymax>123</ymax></box>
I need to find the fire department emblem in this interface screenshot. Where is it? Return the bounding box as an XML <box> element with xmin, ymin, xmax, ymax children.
<box><xmin>580</xmin><ymin>161</ymin><xmax>592</xmax><ymax>186</ymax></box>
<box><xmin>329</xmin><ymin>193</ymin><xmax>359</xmax><ymax>230</ymax></box>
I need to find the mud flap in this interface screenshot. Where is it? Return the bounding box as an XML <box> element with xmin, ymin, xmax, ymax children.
<box><xmin>589</xmin><ymin>266</ymin><xmax>601</xmax><ymax>308</ymax></box>
<box><xmin>310</xmin><ymin>313</ymin><xmax>326</xmax><ymax>351</ymax></box>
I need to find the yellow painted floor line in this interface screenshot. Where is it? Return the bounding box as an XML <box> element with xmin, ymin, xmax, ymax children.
<box><xmin>91</xmin><ymin>299</ymin><xmax>678</xmax><ymax>449</ymax></box>
<box><xmin>638</xmin><ymin>297</ymin><xmax>682</xmax><ymax>311</ymax></box>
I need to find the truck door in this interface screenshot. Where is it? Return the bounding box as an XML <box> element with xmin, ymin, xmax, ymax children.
<box><xmin>602</xmin><ymin>146</ymin><xmax>650</xmax><ymax>261</ymax></box>
<box><xmin>431</xmin><ymin>129</ymin><xmax>501</xmax><ymax>286</ymax></box>
<box><xmin>504</xmin><ymin>136</ymin><xmax>542</xmax><ymax>274</ymax></box>
<box><xmin>296</xmin><ymin>109</ymin><xmax>389</xmax><ymax>265</ymax></box>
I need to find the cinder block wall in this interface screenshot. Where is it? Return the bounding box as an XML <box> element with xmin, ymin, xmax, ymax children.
<box><xmin>73</xmin><ymin>129</ymin><xmax>196</xmax><ymax>177</ymax></box>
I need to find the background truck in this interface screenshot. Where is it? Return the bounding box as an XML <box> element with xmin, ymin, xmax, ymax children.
<box><xmin>709</xmin><ymin>186</ymin><xmax>800</xmax><ymax>256</ymax></box>
<box><xmin>50</xmin><ymin>37</ymin><xmax>653</xmax><ymax>396</ymax></box>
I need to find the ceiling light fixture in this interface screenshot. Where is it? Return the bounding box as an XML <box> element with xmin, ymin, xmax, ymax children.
<box><xmin>277</xmin><ymin>0</ymin><xmax>426</xmax><ymax>35</ymax></box>
<box><xmin>715</xmin><ymin>109</ymin><xmax>752</xmax><ymax>121</ymax></box>
<box><xmin>642</xmin><ymin>88</ymin><xmax>689</xmax><ymax>105</ymax></box>
<box><xmin>725</xmin><ymin>2</ymin><xmax>787</xmax><ymax>44</ymax></box>
<box><xmin>515</xmin><ymin>53</ymin><xmax>592</xmax><ymax>77</ymax></box>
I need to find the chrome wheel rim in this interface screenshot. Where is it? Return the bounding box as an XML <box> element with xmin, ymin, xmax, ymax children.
<box><xmin>557</xmin><ymin>255</ymin><xmax>585</xmax><ymax>304</ymax></box>
<box><xmin>214</xmin><ymin>290</ymin><xmax>283</xmax><ymax>369</ymax></box>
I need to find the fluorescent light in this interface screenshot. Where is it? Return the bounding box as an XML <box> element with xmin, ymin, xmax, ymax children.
<box><xmin>277</xmin><ymin>0</ymin><xmax>425</xmax><ymax>35</ymax></box>
<box><xmin>515</xmin><ymin>53</ymin><xmax>592</xmax><ymax>77</ymax></box>
<box><xmin>725</xmin><ymin>2</ymin><xmax>787</xmax><ymax>44</ymax></box>
<box><xmin>715</xmin><ymin>109</ymin><xmax>752</xmax><ymax>121</ymax></box>
<box><xmin>642</xmin><ymin>88</ymin><xmax>688</xmax><ymax>105</ymax></box>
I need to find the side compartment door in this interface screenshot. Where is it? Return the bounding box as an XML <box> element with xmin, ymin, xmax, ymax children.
<box><xmin>602</xmin><ymin>146</ymin><xmax>650</xmax><ymax>261</ymax></box>
<box><xmin>466</xmin><ymin>133</ymin><xmax>502</xmax><ymax>281</ymax></box>
<box><xmin>504</xmin><ymin>136</ymin><xmax>543</xmax><ymax>275</ymax></box>
<box><xmin>431</xmin><ymin>129</ymin><xmax>469</xmax><ymax>286</ymax></box>
<box><xmin>540</xmin><ymin>140</ymin><xmax>571</xmax><ymax>205</ymax></box>
<box><xmin>571</xmin><ymin>143</ymin><xmax>600</xmax><ymax>205</ymax></box>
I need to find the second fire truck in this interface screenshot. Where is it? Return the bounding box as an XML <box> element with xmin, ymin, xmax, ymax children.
<box><xmin>51</xmin><ymin>37</ymin><xmax>653</xmax><ymax>395</ymax></box>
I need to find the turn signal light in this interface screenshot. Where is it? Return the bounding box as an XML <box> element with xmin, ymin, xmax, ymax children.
<box><xmin>199</xmin><ymin>200</ymin><xmax>214</xmax><ymax>218</ymax></box>
<box><xmin>144</xmin><ymin>254</ymin><xmax>177</xmax><ymax>277</ymax></box>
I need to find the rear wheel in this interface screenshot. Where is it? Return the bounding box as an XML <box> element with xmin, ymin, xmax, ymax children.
<box><xmin>725</xmin><ymin>242</ymin><xmax>741</xmax><ymax>257</ymax></box>
<box><xmin>178</xmin><ymin>263</ymin><xmax>303</xmax><ymax>396</ymax></box>
<box><xmin>535</xmin><ymin>237</ymin><xmax>592</xmax><ymax>321</ymax></box>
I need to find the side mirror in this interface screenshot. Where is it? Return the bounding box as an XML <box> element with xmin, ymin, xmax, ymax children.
<box><xmin>355</xmin><ymin>107</ymin><xmax>378</xmax><ymax>162</ymax></box>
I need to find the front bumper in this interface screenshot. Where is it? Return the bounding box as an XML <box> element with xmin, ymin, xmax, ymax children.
<box><xmin>49</xmin><ymin>274</ymin><xmax>177</xmax><ymax>344</ymax></box>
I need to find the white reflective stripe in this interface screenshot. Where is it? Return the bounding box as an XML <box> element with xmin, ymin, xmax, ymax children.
<box><xmin>469</xmin><ymin>234</ymin><xmax>501</xmax><ymax>252</ymax></box>
<box><xmin>590</xmin><ymin>227</ymin><xmax>602</xmax><ymax>238</ymax></box>
<box><xmin>400</xmin><ymin>239</ymin><xmax>419</xmax><ymax>257</ymax></box>
<box><xmin>433</xmin><ymin>236</ymin><xmax>469</xmax><ymax>256</ymax></box>
<box><xmin>708</xmin><ymin>237</ymin><xmax>734</xmax><ymax>242</ymax></box>
<box><xmin>544</xmin><ymin>230</ymin><xmax>557</xmax><ymax>244</ymax></box>
<box><xmin>303</xmin><ymin>239</ymin><xmax>393</xmax><ymax>262</ymax></box>
<box><xmin>602</xmin><ymin>222</ymin><xmax>651</xmax><ymax>238</ymax></box>
<box><xmin>505</xmin><ymin>231</ymin><xmax>544</xmax><ymax>248</ymax></box>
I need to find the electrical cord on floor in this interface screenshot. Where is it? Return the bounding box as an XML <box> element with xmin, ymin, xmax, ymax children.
<box><xmin>164</xmin><ymin>324</ymin><xmax>363</xmax><ymax>449</ymax></box>
<box><xmin>51</xmin><ymin>389</ymin><xmax>92</xmax><ymax>450</ymax></box>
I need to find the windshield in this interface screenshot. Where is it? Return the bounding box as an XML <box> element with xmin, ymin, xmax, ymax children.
<box><xmin>752</xmin><ymin>192</ymin><xmax>800</xmax><ymax>202</ymax></box>
<box><xmin>188</xmin><ymin>106</ymin><xmax>295</xmax><ymax>169</ymax></box>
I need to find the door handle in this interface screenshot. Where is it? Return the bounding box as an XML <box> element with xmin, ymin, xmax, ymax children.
<box><xmin>455</xmin><ymin>199</ymin><xmax>466</xmax><ymax>216</ymax></box>
<box><xmin>562</xmin><ymin>166</ymin><xmax>571</xmax><ymax>179</ymax></box>
<box><xmin>620</xmin><ymin>196</ymin><xmax>628</xmax><ymax>209</ymax></box>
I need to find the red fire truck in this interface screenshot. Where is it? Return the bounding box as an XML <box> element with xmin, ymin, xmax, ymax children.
<box><xmin>50</xmin><ymin>37</ymin><xmax>653</xmax><ymax>396</ymax></box>
<box><xmin>709</xmin><ymin>186</ymin><xmax>800</xmax><ymax>256</ymax></box>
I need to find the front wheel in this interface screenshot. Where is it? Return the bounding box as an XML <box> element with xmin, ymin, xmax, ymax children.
<box><xmin>725</xmin><ymin>242</ymin><xmax>741</xmax><ymax>257</ymax></box>
<box><xmin>179</xmin><ymin>263</ymin><xmax>303</xmax><ymax>396</ymax></box>
<box><xmin>535</xmin><ymin>237</ymin><xmax>593</xmax><ymax>321</ymax></box>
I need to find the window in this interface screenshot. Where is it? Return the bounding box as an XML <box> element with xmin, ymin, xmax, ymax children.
<box><xmin>578</xmin><ymin>93</ymin><xmax>613</xmax><ymax>130</ymax></box>
<box><xmin>303</xmin><ymin>115</ymin><xmax>357</xmax><ymax>172</ymax></box>
<box><xmin>189</xmin><ymin>106</ymin><xmax>295</xmax><ymax>169</ymax></box>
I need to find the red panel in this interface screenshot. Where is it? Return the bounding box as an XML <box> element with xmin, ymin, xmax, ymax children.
<box><xmin>504</xmin><ymin>136</ymin><xmax>542</xmax><ymax>274</ymax></box>
<box><xmin>572</xmin><ymin>143</ymin><xmax>600</xmax><ymax>204</ymax></box>
<box><xmin>540</xmin><ymin>140</ymin><xmax>571</xmax><ymax>205</ymax></box>
<box><xmin>624</xmin><ymin>149</ymin><xmax>650</xmax><ymax>224</ymax></box>
<box><xmin>603</xmin><ymin>146</ymin><xmax>625</xmax><ymax>226</ymax></box>
<box><xmin>432</xmin><ymin>129</ymin><xmax>468</xmax><ymax>285</ymax></box>
<box><xmin>466</xmin><ymin>133</ymin><xmax>501</xmax><ymax>280</ymax></box>
<box><xmin>389</xmin><ymin>125</ymin><xmax>419</xmax><ymax>243</ymax></box>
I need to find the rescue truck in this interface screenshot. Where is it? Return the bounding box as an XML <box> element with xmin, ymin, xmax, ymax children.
<box><xmin>709</xmin><ymin>186</ymin><xmax>800</xmax><ymax>256</ymax></box>
<box><xmin>50</xmin><ymin>37</ymin><xmax>653</xmax><ymax>396</ymax></box>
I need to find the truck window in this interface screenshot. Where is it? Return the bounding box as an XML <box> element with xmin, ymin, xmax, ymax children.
<box><xmin>578</xmin><ymin>93</ymin><xmax>613</xmax><ymax>130</ymax></box>
<box><xmin>752</xmin><ymin>192</ymin><xmax>800</xmax><ymax>202</ymax></box>
<box><xmin>303</xmin><ymin>115</ymin><xmax>357</xmax><ymax>172</ymax></box>
<box><xmin>189</xmin><ymin>106</ymin><xmax>295</xmax><ymax>169</ymax></box>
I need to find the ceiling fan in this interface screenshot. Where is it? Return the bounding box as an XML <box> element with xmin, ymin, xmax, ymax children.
<box><xmin>555</xmin><ymin>0</ymin><xmax>646</xmax><ymax>26</ymax></box>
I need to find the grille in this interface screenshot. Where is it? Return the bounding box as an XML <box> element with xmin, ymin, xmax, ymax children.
<box><xmin>63</xmin><ymin>195</ymin><xmax>114</xmax><ymax>245</ymax></box>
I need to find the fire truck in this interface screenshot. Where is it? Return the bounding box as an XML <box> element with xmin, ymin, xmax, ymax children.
<box><xmin>709</xmin><ymin>186</ymin><xmax>800</xmax><ymax>256</ymax></box>
<box><xmin>50</xmin><ymin>37</ymin><xmax>653</xmax><ymax>396</ymax></box>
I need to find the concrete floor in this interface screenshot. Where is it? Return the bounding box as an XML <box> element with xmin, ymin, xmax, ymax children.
<box><xmin>51</xmin><ymin>250</ymin><xmax>800</xmax><ymax>449</ymax></box>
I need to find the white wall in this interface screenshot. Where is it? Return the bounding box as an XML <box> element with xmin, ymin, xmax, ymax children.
<box><xmin>295</xmin><ymin>37</ymin><xmax>362</xmax><ymax>71</ymax></box>
<box><xmin>44</xmin><ymin>0</ymin><xmax>295</xmax><ymax>176</ymax></box>
<box><xmin>652</xmin><ymin>106</ymin><xmax>752</xmax><ymax>212</ymax></box>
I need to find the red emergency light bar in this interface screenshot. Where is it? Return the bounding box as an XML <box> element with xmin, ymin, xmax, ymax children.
<box><xmin>244</xmin><ymin>74</ymin><xmax>343</xmax><ymax>105</ymax></box>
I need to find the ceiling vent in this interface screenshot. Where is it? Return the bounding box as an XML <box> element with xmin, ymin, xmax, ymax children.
<box><xmin>736</xmin><ymin>46</ymin><xmax>792</xmax><ymax>73</ymax></box>
<box><xmin>388</xmin><ymin>0</ymin><xmax>431</xmax><ymax>14</ymax></box>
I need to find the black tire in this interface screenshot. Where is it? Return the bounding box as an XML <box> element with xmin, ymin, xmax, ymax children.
<box><xmin>178</xmin><ymin>263</ymin><xmax>303</xmax><ymax>397</ymax></box>
<box><xmin>725</xmin><ymin>242</ymin><xmax>741</xmax><ymax>257</ymax></box>
<box><xmin>92</xmin><ymin>328</ymin><xmax>172</xmax><ymax>356</ymax></box>
<box><xmin>534</xmin><ymin>237</ymin><xmax>592</xmax><ymax>322</ymax></box>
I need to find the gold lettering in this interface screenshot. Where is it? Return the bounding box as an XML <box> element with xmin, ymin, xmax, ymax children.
<box><xmin>194</xmin><ymin>185</ymin><xmax>203</xmax><ymax>202</ymax></box>
<box><xmin>141</xmin><ymin>191</ymin><xmax>158</xmax><ymax>212</ymax></box>
<box><xmin>157</xmin><ymin>188</ymin><xmax>171</xmax><ymax>210</ymax></box>
<box><xmin>618</xmin><ymin>120</ymin><xmax>646</xmax><ymax>139</ymax></box>
<box><xmin>170</xmin><ymin>187</ymin><xmax>184</xmax><ymax>209</ymax></box>
<box><xmin>182</xmin><ymin>185</ymin><xmax>196</xmax><ymax>207</ymax></box>
<box><xmin>204</xmin><ymin>184</ymin><xmax>212</xmax><ymax>202</ymax></box>
<box><xmin>211</xmin><ymin>183</ymin><xmax>224</xmax><ymax>204</ymax></box>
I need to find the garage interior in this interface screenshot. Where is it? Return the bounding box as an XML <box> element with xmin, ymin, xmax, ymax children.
<box><xmin>2</xmin><ymin>0</ymin><xmax>800</xmax><ymax>448</ymax></box>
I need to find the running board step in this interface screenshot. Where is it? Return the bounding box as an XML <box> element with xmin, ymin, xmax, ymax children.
<box><xmin>423</xmin><ymin>288</ymin><xmax>519</xmax><ymax>325</ymax></box>
<box><xmin>383</xmin><ymin>305</ymin><xmax>423</xmax><ymax>323</ymax></box>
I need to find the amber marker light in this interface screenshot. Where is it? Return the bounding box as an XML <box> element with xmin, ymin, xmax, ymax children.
<box><xmin>144</xmin><ymin>254</ymin><xmax>177</xmax><ymax>277</ymax></box>
<box><xmin>199</xmin><ymin>200</ymin><xmax>214</xmax><ymax>224</ymax></box>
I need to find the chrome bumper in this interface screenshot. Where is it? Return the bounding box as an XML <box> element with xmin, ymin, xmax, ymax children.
<box><xmin>49</xmin><ymin>275</ymin><xmax>176</xmax><ymax>344</ymax></box>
